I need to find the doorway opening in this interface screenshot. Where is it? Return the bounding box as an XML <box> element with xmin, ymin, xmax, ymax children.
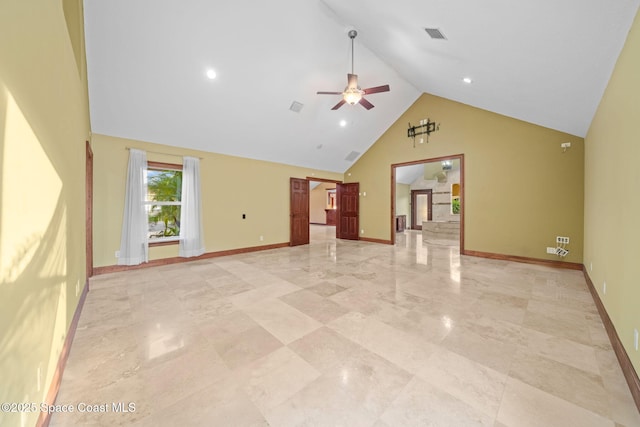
<box><xmin>290</xmin><ymin>177</ymin><xmax>359</xmax><ymax>246</ymax></box>
<box><xmin>308</xmin><ymin>177</ymin><xmax>342</xmax><ymax>242</ymax></box>
<box><xmin>391</xmin><ymin>154</ymin><xmax>464</xmax><ymax>251</ymax></box>
<box><xmin>410</xmin><ymin>189</ymin><xmax>433</xmax><ymax>230</ymax></box>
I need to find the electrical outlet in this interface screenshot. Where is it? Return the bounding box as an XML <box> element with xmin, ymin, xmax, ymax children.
<box><xmin>635</xmin><ymin>329</ymin><xmax>639</xmax><ymax>351</ymax></box>
<box><xmin>115</xmin><ymin>250</ymin><xmax>120</xmax><ymax>258</ymax></box>
<box><xmin>556</xmin><ymin>236</ymin><xmax>570</xmax><ymax>244</ymax></box>
<box><xmin>546</xmin><ymin>247</ymin><xmax>556</xmax><ymax>254</ymax></box>
<box><xmin>360</xmin><ymin>229</ymin><xmax>364</xmax><ymax>234</ymax></box>
<box><xmin>590</xmin><ymin>262</ymin><xmax>593</xmax><ymax>272</ymax></box>
<box><xmin>75</xmin><ymin>280</ymin><xmax>80</xmax><ymax>297</ymax></box>
<box><xmin>603</xmin><ymin>281</ymin><xmax>607</xmax><ymax>294</ymax></box>
<box><xmin>259</xmin><ymin>235</ymin><xmax>264</xmax><ymax>241</ymax></box>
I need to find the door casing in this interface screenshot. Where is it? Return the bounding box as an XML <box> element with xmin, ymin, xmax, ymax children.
<box><xmin>411</xmin><ymin>189</ymin><xmax>432</xmax><ymax>230</ymax></box>
<box><xmin>86</xmin><ymin>141</ymin><xmax>93</xmax><ymax>280</ymax></box>
<box><xmin>391</xmin><ymin>154</ymin><xmax>465</xmax><ymax>251</ymax></box>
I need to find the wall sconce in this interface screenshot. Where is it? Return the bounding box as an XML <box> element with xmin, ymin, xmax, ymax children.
<box><xmin>408</xmin><ymin>118</ymin><xmax>440</xmax><ymax>147</ymax></box>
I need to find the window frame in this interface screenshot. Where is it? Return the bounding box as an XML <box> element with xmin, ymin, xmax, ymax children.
<box><xmin>146</xmin><ymin>161</ymin><xmax>183</xmax><ymax>246</ymax></box>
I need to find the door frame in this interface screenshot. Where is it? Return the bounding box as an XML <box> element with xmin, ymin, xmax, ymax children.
<box><xmin>410</xmin><ymin>189</ymin><xmax>432</xmax><ymax>230</ymax></box>
<box><xmin>85</xmin><ymin>141</ymin><xmax>93</xmax><ymax>280</ymax></box>
<box><xmin>289</xmin><ymin>177</ymin><xmax>343</xmax><ymax>246</ymax></box>
<box><xmin>305</xmin><ymin>176</ymin><xmax>342</xmax><ymax>184</ymax></box>
<box><xmin>391</xmin><ymin>154</ymin><xmax>465</xmax><ymax>251</ymax></box>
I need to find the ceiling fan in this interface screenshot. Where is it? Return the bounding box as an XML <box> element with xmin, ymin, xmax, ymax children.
<box><xmin>317</xmin><ymin>30</ymin><xmax>390</xmax><ymax>110</ymax></box>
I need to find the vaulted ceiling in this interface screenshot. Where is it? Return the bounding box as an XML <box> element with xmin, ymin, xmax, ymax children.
<box><xmin>83</xmin><ymin>0</ymin><xmax>639</xmax><ymax>173</ymax></box>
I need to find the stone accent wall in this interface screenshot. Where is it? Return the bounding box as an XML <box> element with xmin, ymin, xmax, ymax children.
<box><xmin>410</xmin><ymin>170</ymin><xmax>460</xmax><ymax>223</ymax></box>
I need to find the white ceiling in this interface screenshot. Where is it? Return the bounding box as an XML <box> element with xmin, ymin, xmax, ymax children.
<box><xmin>396</xmin><ymin>164</ymin><xmax>426</xmax><ymax>185</ymax></box>
<box><xmin>83</xmin><ymin>0</ymin><xmax>639</xmax><ymax>173</ymax></box>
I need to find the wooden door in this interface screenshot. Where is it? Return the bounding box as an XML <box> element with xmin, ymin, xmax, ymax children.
<box><xmin>85</xmin><ymin>141</ymin><xmax>93</xmax><ymax>280</ymax></box>
<box><xmin>290</xmin><ymin>178</ymin><xmax>310</xmax><ymax>246</ymax></box>
<box><xmin>411</xmin><ymin>189</ymin><xmax>432</xmax><ymax>230</ymax></box>
<box><xmin>336</xmin><ymin>182</ymin><xmax>359</xmax><ymax>240</ymax></box>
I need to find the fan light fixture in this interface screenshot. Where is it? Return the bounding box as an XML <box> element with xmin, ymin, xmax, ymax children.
<box><xmin>344</xmin><ymin>87</ymin><xmax>363</xmax><ymax>105</ymax></box>
<box><xmin>343</xmin><ymin>31</ymin><xmax>364</xmax><ymax>104</ymax></box>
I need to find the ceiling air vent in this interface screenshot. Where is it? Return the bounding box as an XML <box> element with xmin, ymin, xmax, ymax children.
<box><xmin>424</xmin><ymin>28</ymin><xmax>446</xmax><ymax>40</ymax></box>
<box><xmin>345</xmin><ymin>151</ymin><xmax>360</xmax><ymax>162</ymax></box>
<box><xmin>289</xmin><ymin>101</ymin><xmax>304</xmax><ymax>113</ymax></box>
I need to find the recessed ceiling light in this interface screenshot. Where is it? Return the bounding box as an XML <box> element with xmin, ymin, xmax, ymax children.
<box><xmin>206</xmin><ymin>69</ymin><xmax>217</xmax><ymax>79</ymax></box>
<box><xmin>463</xmin><ymin>77</ymin><xmax>473</xmax><ymax>84</ymax></box>
<box><xmin>339</xmin><ymin>120</ymin><xmax>347</xmax><ymax>127</ymax></box>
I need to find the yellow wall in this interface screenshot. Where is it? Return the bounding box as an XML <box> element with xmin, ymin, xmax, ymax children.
<box><xmin>395</xmin><ymin>183</ymin><xmax>411</xmax><ymax>226</ymax></box>
<box><xmin>93</xmin><ymin>134</ymin><xmax>343</xmax><ymax>267</ymax></box>
<box><xmin>584</xmin><ymin>9</ymin><xmax>640</xmax><ymax>372</ymax></box>
<box><xmin>0</xmin><ymin>0</ymin><xmax>91</xmax><ymax>425</ymax></box>
<box><xmin>346</xmin><ymin>93</ymin><xmax>584</xmax><ymax>262</ymax></box>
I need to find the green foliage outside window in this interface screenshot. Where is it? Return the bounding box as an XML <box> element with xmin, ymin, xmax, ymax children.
<box><xmin>452</xmin><ymin>198</ymin><xmax>460</xmax><ymax>214</ymax></box>
<box><xmin>147</xmin><ymin>169</ymin><xmax>182</xmax><ymax>238</ymax></box>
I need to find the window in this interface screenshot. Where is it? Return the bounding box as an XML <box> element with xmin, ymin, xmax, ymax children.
<box><xmin>146</xmin><ymin>162</ymin><xmax>182</xmax><ymax>241</ymax></box>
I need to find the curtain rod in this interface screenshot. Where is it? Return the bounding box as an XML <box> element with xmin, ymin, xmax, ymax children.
<box><xmin>125</xmin><ymin>147</ymin><xmax>203</xmax><ymax>159</ymax></box>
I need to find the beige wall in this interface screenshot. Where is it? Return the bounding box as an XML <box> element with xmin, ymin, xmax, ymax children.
<box><xmin>0</xmin><ymin>0</ymin><xmax>91</xmax><ymax>425</ymax></box>
<box><xmin>310</xmin><ymin>182</ymin><xmax>335</xmax><ymax>224</ymax></box>
<box><xmin>584</xmin><ymin>9</ymin><xmax>640</xmax><ymax>373</ymax></box>
<box><xmin>395</xmin><ymin>184</ymin><xmax>411</xmax><ymax>226</ymax></box>
<box><xmin>93</xmin><ymin>134</ymin><xmax>343</xmax><ymax>267</ymax></box>
<box><xmin>346</xmin><ymin>93</ymin><xmax>584</xmax><ymax>262</ymax></box>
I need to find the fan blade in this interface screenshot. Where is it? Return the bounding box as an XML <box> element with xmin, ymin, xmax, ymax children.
<box><xmin>363</xmin><ymin>85</ymin><xmax>390</xmax><ymax>95</ymax></box>
<box><xmin>359</xmin><ymin>97</ymin><xmax>374</xmax><ymax>110</ymax></box>
<box><xmin>317</xmin><ymin>91</ymin><xmax>343</xmax><ymax>95</ymax></box>
<box><xmin>331</xmin><ymin>99</ymin><xmax>346</xmax><ymax>110</ymax></box>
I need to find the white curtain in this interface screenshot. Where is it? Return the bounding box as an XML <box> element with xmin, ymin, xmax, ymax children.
<box><xmin>117</xmin><ymin>149</ymin><xmax>149</xmax><ymax>265</ymax></box>
<box><xmin>179</xmin><ymin>156</ymin><xmax>205</xmax><ymax>257</ymax></box>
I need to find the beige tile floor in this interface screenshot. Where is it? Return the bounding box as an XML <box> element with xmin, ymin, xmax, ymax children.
<box><xmin>51</xmin><ymin>226</ymin><xmax>640</xmax><ymax>426</ymax></box>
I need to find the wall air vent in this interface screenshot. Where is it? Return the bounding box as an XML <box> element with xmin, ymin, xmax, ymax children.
<box><xmin>289</xmin><ymin>101</ymin><xmax>304</xmax><ymax>113</ymax></box>
<box><xmin>345</xmin><ymin>151</ymin><xmax>360</xmax><ymax>162</ymax></box>
<box><xmin>424</xmin><ymin>28</ymin><xmax>446</xmax><ymax>40</ymax></box>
